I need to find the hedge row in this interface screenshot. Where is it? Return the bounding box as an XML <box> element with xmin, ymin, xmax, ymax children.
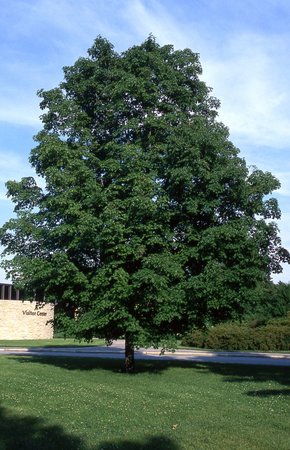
<box><xmin>181</xmin><ymin>321</ymin><xmax>290</xmax><ymax>351</ymax></box>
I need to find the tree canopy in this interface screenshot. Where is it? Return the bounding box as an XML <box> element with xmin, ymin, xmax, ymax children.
<box><xmin>1</xmin><ymin>36</ymin><xmax>289</xmax><ymax>370</ymax></box>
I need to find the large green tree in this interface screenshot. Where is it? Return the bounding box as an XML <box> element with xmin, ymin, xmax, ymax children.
<box><xmin>1</xmin><ymin>36</ymin><xmax>289</xmax><ymax>370</ymax></box>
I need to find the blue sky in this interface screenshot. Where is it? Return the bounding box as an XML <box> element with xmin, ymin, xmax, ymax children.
<box><xmin>0</xmin><ymin>0</ymin><xmax>289</xmax><ymax>282</ymax></box>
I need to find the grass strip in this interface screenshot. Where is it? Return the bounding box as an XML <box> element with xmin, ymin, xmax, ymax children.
<box><xmin>0</xmin><ymin>338</ymin><xmax>105</xmax><ymax>348</ymax></box>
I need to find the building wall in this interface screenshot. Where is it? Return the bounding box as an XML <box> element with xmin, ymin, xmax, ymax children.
<box><xmin>0</xmin><ymin>300</ymin><xmax>54</xmax><ymax>339</ymax></box>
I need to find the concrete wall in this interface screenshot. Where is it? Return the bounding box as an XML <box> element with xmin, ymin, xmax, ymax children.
<box><xmin>0</xmin><ymin>300</ymin><xmax>54</xmax><ymax>339</ymax></box>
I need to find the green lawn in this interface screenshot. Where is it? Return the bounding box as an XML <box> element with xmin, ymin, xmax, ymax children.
<box><xmin>0</xmin><ymin>357</ymin><xmax>289</xmax><ymax>449</ymax></box>
<box><xmin>0</xmin><ymin>338</ymin><xmax>105</xmax><ymax>348</ymax></box>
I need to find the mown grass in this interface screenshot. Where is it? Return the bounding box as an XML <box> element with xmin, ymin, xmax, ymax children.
<box><xmin>0</xmin><ymin>356</ymin><xmax>290</xmax><ymax>449</ymax></box>
<box><xmin>0</xmin><ymin>338</ymin><xmax>105</xmax><ymax>347</ymax></box>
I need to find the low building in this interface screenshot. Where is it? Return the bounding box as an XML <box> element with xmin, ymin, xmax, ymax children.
<box><xmin>0</xmin><ymin>283</ymin><xmax>54</xmax><ymax>339</ymax></box>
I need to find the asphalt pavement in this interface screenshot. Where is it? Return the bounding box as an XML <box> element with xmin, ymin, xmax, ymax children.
<box><xmin>1</xmin><ymin>340</ymin><xmax>290</xmax><ymax>366</ymax></box>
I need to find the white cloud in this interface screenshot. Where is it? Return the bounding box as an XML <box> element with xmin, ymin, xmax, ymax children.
<box><xmin>122</xmin><ymin>0</ymin><xmax>189</xmax><ymax>48</ymax></box>
<box><xmin>0</xmin><ymin>150</ymin><xmax>32</xmax><ymax>175</ymax></box>
<box><xmin>0</xmin><ymin>1</ymin><xmax>141</xmax><ymax>127</ymax></box>
<box><xmin>274</xmin><ymin>172</ymin><xmax>290</xmax><ymax>197</ymax></box>
<box><xmin>201</xmin><ymin>32</ymin><xmax>290</xmax><ymax>149</ymax></box>
<box><xmin>0</xmin><ymin>97</ymin><xmax>40</xmax><ymax>127</ymax></box>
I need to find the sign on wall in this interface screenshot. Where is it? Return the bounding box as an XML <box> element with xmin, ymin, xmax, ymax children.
<box><xmin>0</xmin><ymin>299</ymin><xmax>54</xmax><ymax>340</ymax></box>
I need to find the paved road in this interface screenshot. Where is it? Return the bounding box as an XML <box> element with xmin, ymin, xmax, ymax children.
<box><xmin>1</xmin><ymin>341</ymin><xmax>290</xmax><ymax>366</ymax></box>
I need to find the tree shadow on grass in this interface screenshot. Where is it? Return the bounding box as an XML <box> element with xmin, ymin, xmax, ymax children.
<box><xmin>193</xmin><ymin>362</ymin><xmax>290</xmax><ymax>398</ymax></box>
<box><xmin>0</xmin><ymin>403</ymin><xmax>180</xmax><ymax>450</ymax></box>
<box><xmin>201</xmin><ymin>362</ymin><xmax>290</xmax><ymax>387</ymax></box>
<box><xmin>0</xmin><ymin>404</ymin><xmax>87</xmax><ymax>450</ymax></box>
<box><xmin>10</xmin><ymin>353</ymin><xmax>290</xmax><ymax>386</ymax></box>
<box><xmin>10</xmin><ymin>355</ymin><xmax>192</xmax><ymax>375</ymax></box>
<box><xmin>95</xmin><ymin>436</ymin><xmax>180</xmax><ymax>450</ymax></box>
<box><xmin>246</xmin><ymin>389</ymin><xmax>290</xmax><ymax>397</ymax></box>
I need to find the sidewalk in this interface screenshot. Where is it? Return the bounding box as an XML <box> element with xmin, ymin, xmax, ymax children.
<box><xmin>1</xmin><ymin>341</ymin><xmax>290</xmax><ymax>366</ymax></box>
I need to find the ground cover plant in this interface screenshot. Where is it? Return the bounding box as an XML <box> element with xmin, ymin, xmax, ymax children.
<box><xmin>0</xmin><ymin>356</ymin><xmax>289</xmax><ymax>449</ymax></box>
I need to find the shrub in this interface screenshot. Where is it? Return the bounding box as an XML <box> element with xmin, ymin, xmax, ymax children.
<box><xmin>205</xmin><ymin>323</ymin><xmax>252</xmax><ymax>351</ymax></box>
<box><xmin>181</xmin><ymin>329</ymin><xmax>206</xmax><ymax>348</ymax></box>
<box><xmin>182</xmin><ymin>319</ymin><xmax>290</xmax><ymax>351</ymax></box>
<box><xmin>251</xmin><ymin>325</ymin><xmax>290</xmax><ymax>351</ymax></box>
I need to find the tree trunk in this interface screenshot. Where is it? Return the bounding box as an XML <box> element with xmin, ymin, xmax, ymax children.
<box><xmin>125</xmin><ymin>333</ymin><xmax>135</xmax><ymax>373</ymax></box>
